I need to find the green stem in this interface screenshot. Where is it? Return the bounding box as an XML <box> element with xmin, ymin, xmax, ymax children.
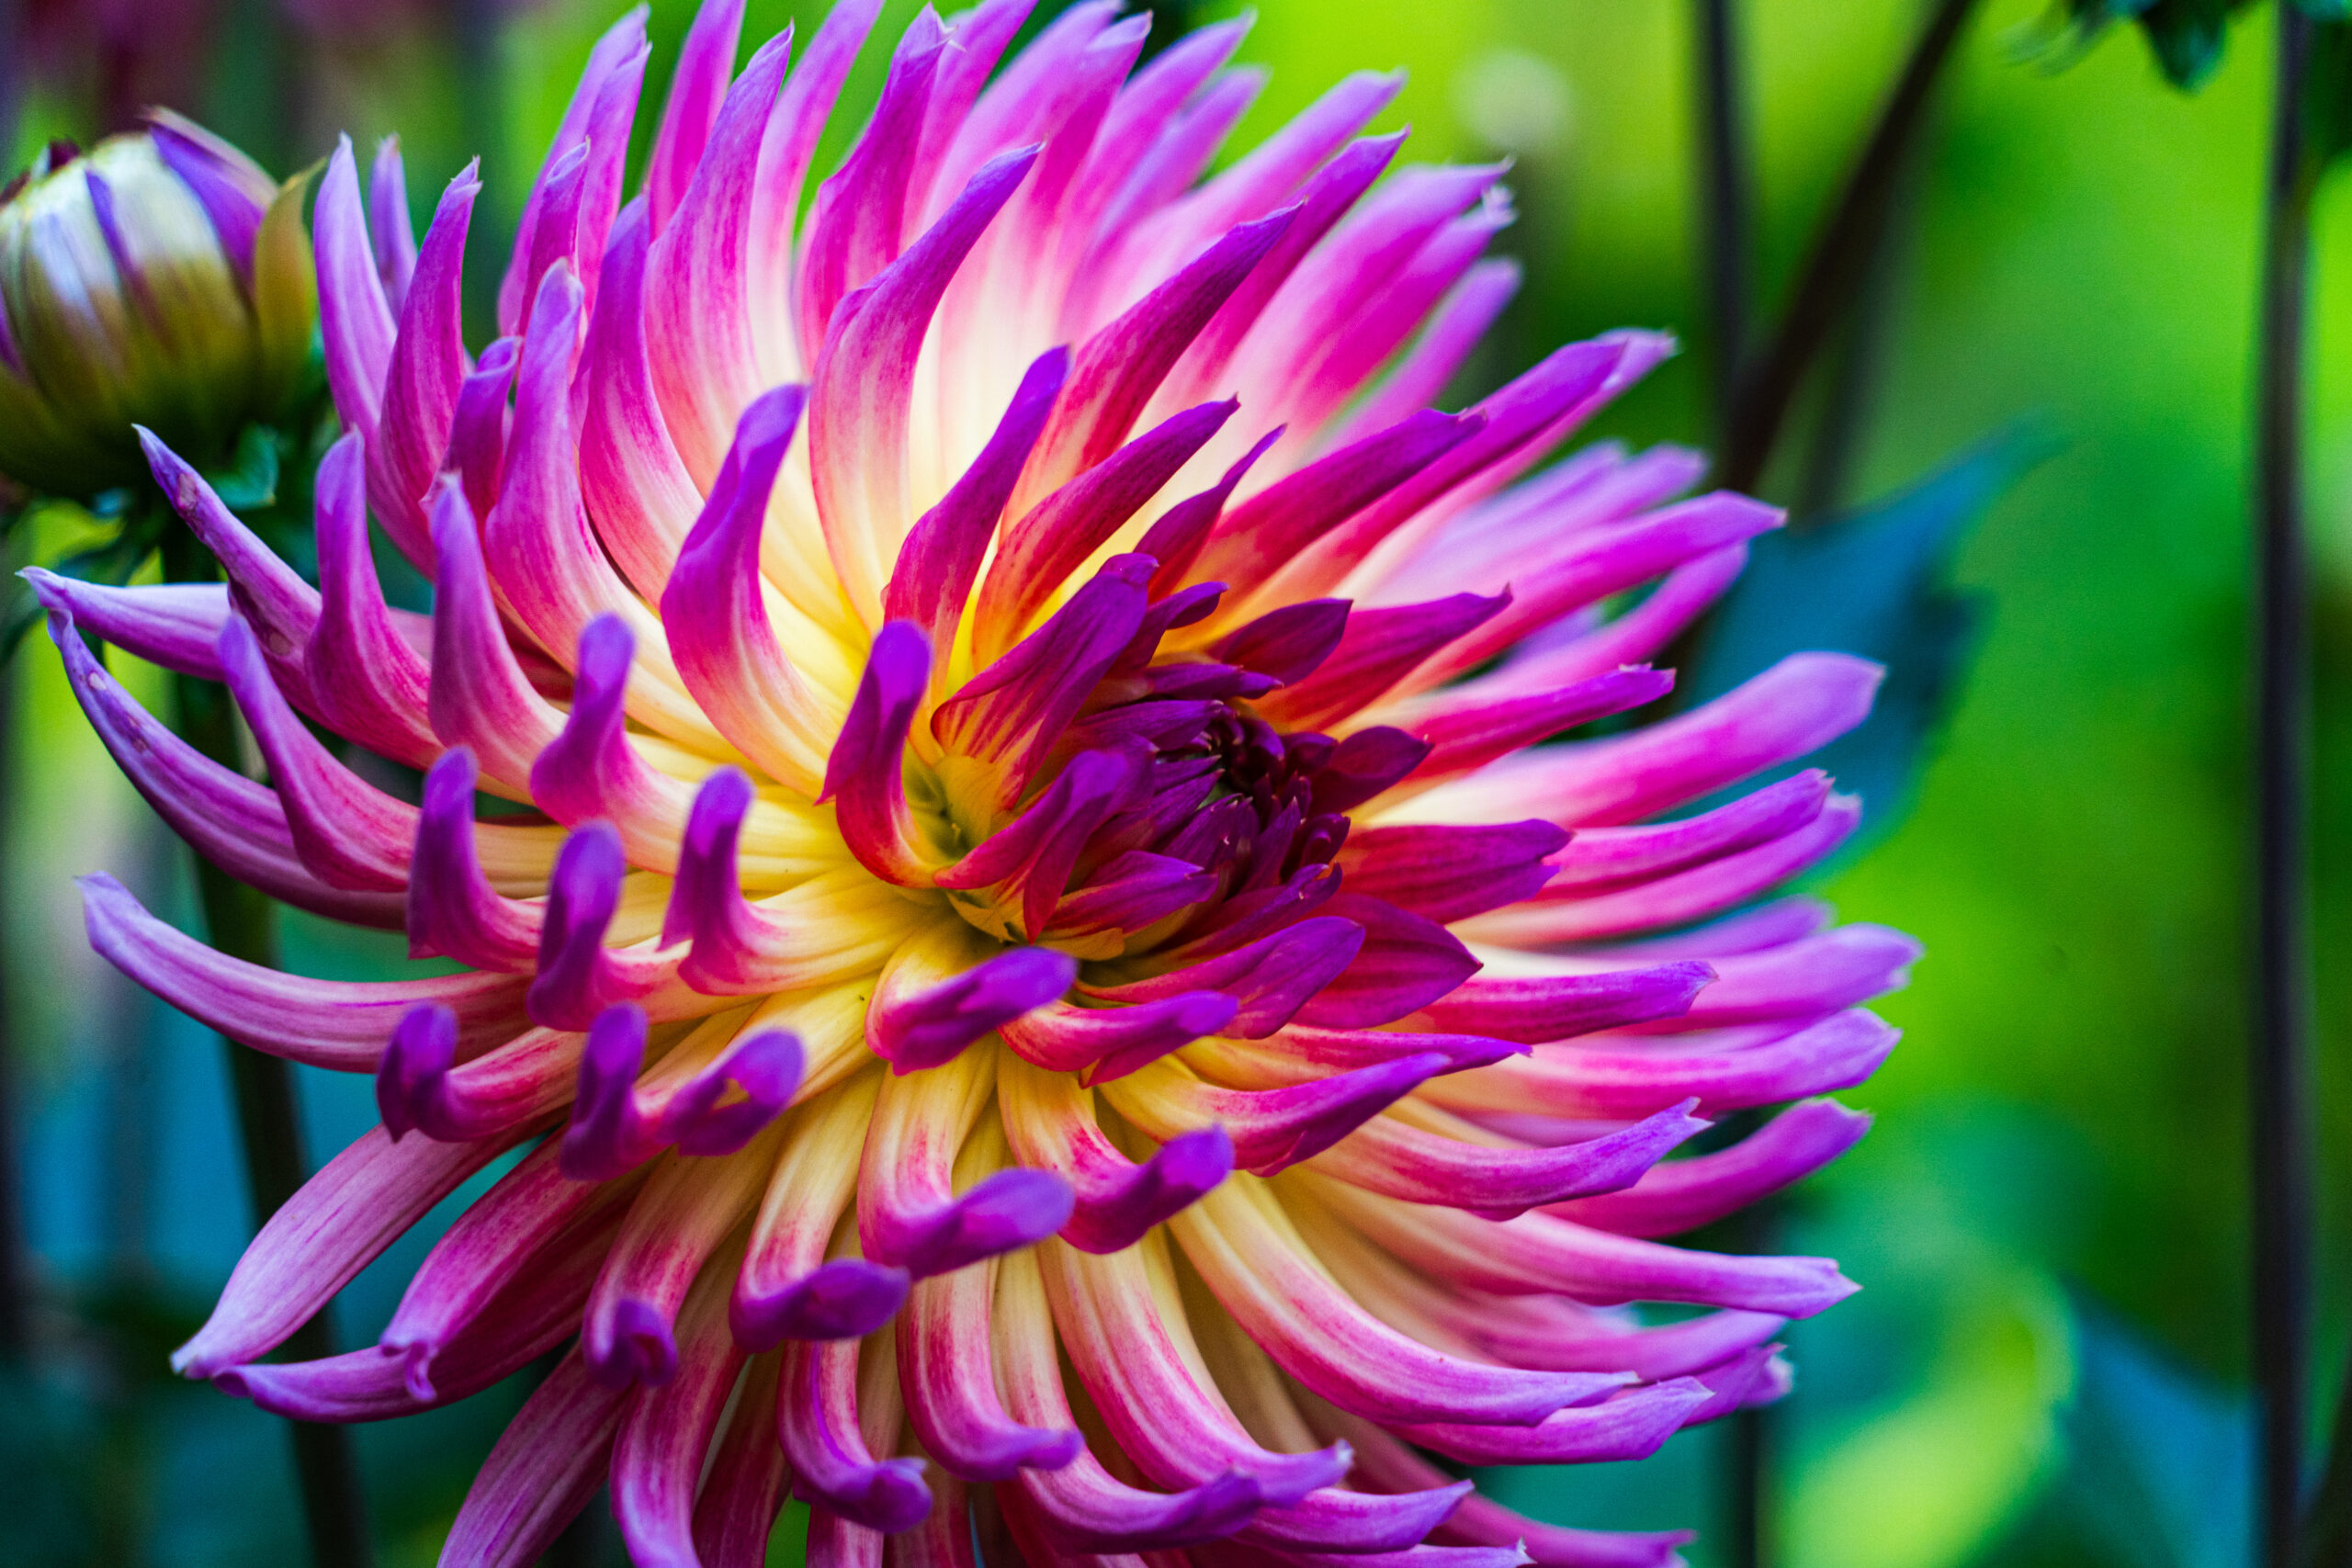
<box><xmin>0</xmin><ymin>644</ymin><xmax>28</xmax><ymax>1364</ymax></box>
<box><xmin>1719</xmin><ymin>0</ymin><xmax>1979</xmax><ymax>494</ymax></box>
<box><xmin>1692</xmin><ymin>0</ymin><xmax>1754</xmax><ymax>434</ymax></box>
<box><xmin>2253</xmin><ymin>7</ymin><xmax>2319</xmax><ymax>1565</ymax></box>
<box><xmin>159</xmin><ymin>529</ymin><xmax>374</xmax><ymax>1568</ymax></box>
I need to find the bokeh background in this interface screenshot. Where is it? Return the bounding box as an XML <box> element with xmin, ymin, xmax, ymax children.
<box><xmin>2</xmin><ymin>0</ymin><xmax>2345</xmax><ymax>1563</ymax></box>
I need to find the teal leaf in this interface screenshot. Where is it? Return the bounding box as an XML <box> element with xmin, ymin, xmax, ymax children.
<box><xmin>2060</xmin><ymin>1299</ymin><xmax>2252</xmax><ymax>1568</ymax></box>
<box><xmin>1684</xmin><ymin>428</ymin><xmax>2049</xmax><ymax>840</ymax></box>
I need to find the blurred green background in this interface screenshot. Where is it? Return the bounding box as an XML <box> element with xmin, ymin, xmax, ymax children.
<box><xmin>3</xmin><ymin>0</ymin><xmax>2344</xmax><ymax>1563</ymax></box>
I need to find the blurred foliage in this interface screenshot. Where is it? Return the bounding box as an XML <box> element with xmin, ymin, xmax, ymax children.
<box><xmin>5</xmin><ymin>1</ymin><xmax>2349</xmax><ymax>1566</ymax></box>
<box><xmin>1687</xmin><ymin>429</ymin><xmax>2052</xmax><ymax>835</ymax></box>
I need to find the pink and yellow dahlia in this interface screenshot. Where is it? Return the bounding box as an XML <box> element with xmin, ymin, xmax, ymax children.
<box><xmin>34</xmin><ymin>2</ymin><xmax>1917</xmax><ymax>1562</ymax></box>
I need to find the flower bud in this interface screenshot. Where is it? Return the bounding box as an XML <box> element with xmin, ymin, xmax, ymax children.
<box><xmin>0</xmin><ymin>112</ymin><xmax>315</xmax><ymax>497</ymax></box>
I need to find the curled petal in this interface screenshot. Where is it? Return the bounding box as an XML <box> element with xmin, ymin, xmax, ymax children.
<box><xmin>1102</xmin><ymin>1053</ymin><xmax>1452</xmax><ymax>1177</ymax></box>
<box><xmin>559</xmin><ymin>1004</ymin><xmax>802</xmax><ymax>1181</ymax></box>
<box><xmin>899</xmin><ymin>1257</ymin><xmax>1083</xmax><ymax>1482</ymax></box>
<box><xmin>868</xmin><ymin>931</ymin><xmax>1076</xmax><ymax>1072</ymax></box>
<box><xmin>733</xmin><ymin>1075</ymin><xmax>912</xmax><ymax>1348</ymax></box>
<box><xmin>1000</xmin><ymin>1055</ymin><xmax>1233</xmax><ymax>1253</ymax></box>
<box><xmin>859</xmin><ymin>1049</ymin><xmax>1073</xmax><ymax>1278</ymax></box>
<box><xmin>662</xmin><ymin>383</ymin><xmax>841</xmax><ymax>797</ymax></box>
<box><xmin>819</xmin><ymin>618</ymin><xmax>941</xmax><ymax>884</ymax></box>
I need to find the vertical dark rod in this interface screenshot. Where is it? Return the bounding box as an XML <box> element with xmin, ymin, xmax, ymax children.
<box><xmin>2252</xmin><ymin>9</ymin><xmax>2317</xmax><ymax>1567</ymax></box>
<box><xmin>1690</xmin><ymin>5</ymin><xmax>1767</xmax><ymax>1563</ymax></box>
<box><xmin>160</xmin><ymin>532</ymin><xmax>375</xmax><ymax>1568</ymax></box>
<box><xmin>1693</xmin><ymin>0</ymin><xmax>1753</xmax><ymax>429</ymax></box>
<box><xmin>450</xmin><ymin>0</ymin><xmax>511</xmax><ymax>343</ymax></box>
<box><xmin>0</xmin><ymin>655</ymin><xmax>25</xmax><ymax>1364</ymax></box>
<box><xmin>1720</xmin><ymin>0</ymin><xmax>1977</xmax><ymax>493</ymax></box>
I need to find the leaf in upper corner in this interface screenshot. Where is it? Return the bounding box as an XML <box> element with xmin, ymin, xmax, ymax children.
<box><xmin>1684</xmin><ymin>427</ymin><xmax>2050</xmax><ymax>840</ymax></box>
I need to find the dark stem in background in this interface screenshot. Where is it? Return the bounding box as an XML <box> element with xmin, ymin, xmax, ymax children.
<box><xmin>1688</xmin><ymin>6</ymin><xmax>1770</xmax><ymax>1563</ymax></box>
<box><xmin>159</xmin><ymin>530</ymin><xmax>374</xmax><ymax>1568</ymax></box>
<box><xmin>1693</xmin><ymin>0</ymin><xmax>1754</xmax><ymax>432</ymax></box>
<box><xmin>0</xmin><ymin>651</ymin><xmax>24</xmax><ymax>1364</ymax></box>
<box><xmin>1788</xmin><ymin>157</ymin><xmax>1915</xmax><ymax>527</ymax></box>
<box><xmin>1719</xmin><ymin>0</ymin><xmax>1978</xmax><ymax>494</ymax></box>
<box><xmin>2253</xmin><ymin>9</ymin><xmax>2318</xmax><ymax>1567</ymax></box>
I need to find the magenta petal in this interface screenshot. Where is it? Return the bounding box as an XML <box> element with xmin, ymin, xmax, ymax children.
<box><xmin>368</xmin><ymin>162</ymin><xmax>478</xmax><ymax>572</ymax></box>
<box><xmin>174</xmin><ymin>1123</ymin><xmax>519</xmax><ymax>1378</ymax></box>
<box><xmin>305</xmin><ymin>432</ymin><xmax>438</xmax><ymax>764</ymax></box>
<box><xmin>79</xmin><ymin>873</ymin><xmax>526</xmax><ymax>1067</ymax></box>
<box><xmin>140</xmin><ymin>428</ymin><xmax>321</xmax><ymax>684</ymax></box>
<box><xmin>885</xmin><ymin>346</ymin><xmax>1068</xmax><ymax>659</ymax></box>
<box><xmin>1087</xmin><ymin>917</ymin><xmax>1363</xmax><ymax>1039</ymax></box>
<box><xmin>1209</xmin><ymin>598</ymin><xmax>1351</xmax><ymax>688</ymax></box>
<box><xmin>864</xmin><ymin>1165</ymin><xmax>1075</xmax><ymax>1280</ymax></box>
<box><xmin>218</xmin><ymin>612</ymin><xmax>412</xmax><ymax>893</ymax></box>
<box><xmin>817</xmin><ymin>617</ymin><xmax>937</xmax><ymax>885</ymax></box>
<box><xmin>809</xmin><ymin>143</ymin><xmax>1041</xmax><ymax>625</ymax></box>
<box><xmin>729</xmin><ymin>1258</ymin><xmax>910</xmax><ymax>1348</ymax></box>
<box><xmin>999</xmin><ymin>993</ymin><xmax>1234</xmax><ymax>1080</ymax></box>
<box><xmin>38</xmin><ymin>602</ymin><xmax>403</xmax><ymax>929</ymax></box>
<box><xmin>1261</xmin><ymin>591</ymin><xmax>1510</xmax><ymax>733</ymax></box>
<box><xmin>19</xmin><ymin>571</ymin><xmax>227</xmax><ymax>681</ymax></box>
<box><xmin>1332</xmin><ymin>819</ymin><xmax>1568</xmax><ymax>925</ymax></box>
<box><xmin>795</xmin><ymin>10</ymin><xmax>949</xmax><ymax>355</ymax></box>
<box><xmin>660</xmin><ymin>383</ymin><xmax>840</xmax><ymax>797</ymax></box>
<box><xmin>646</xmin><ymin>0</ymin><xmax>748</xmax><ymax>235</ymax></box>
<box><xmin>1550</xmin><ymin>1098</ymin><xmax>1872</xmax><ymax>1237</ymax></box>
<box><xmin>1016</xmin><ymin>209</ymin><xmax>1293</xmax><ymax>507</ymax></box>
<box><xmin>526</xmin><ymin>819</ymin><xmax>673</xmax><ymax>1032</ymax></box>
<box><xmin>1064</xmin><ymin>1125</ymin><xmax>1233</xmax><ymax>1254</ymax></box>
<box><xmin>932</xmin><ymin>556</ymin><xmax>1154</xmax><ymax>812</ymax></box>
<box><xmin>1391</xmin><ymin>1379</ymin><xmax>1713</xmax><ymax>1467</ymax></box>
<box><xmin>315</xmin><ymin>137</ymin><xmax>395</xmax><ymax>439</ymax></box>
<box><xmin>1418</xmin><ymin>963</ymin><xmax>1715</xmax><ymax>1045</ymax></box>
<box><xmin>1295</xmin><ymin>894</ymin><xmax>1480</xmax><ymax>1031</ymax></box>
<box><xmin>868</xmin><ymin>945</ymin><xmax>1077</xmax><ymax>1072</ymax></box>
<box><xmin>528</xmin><ymin>615</ymin><xmax>684</xmax><ymax>836</ymax></box>
<box><xmin>406</xmin><ymin>749</ymin><xmax>539</xmax><ymax>969</ymax></box>
<box><xmin>426</xmin><ymin>479</ymin><xmax>566</xmax><ymax>791</ymax></box>
<box><xmin>978</xmin><ymin>397</ymin><xmax>1238</xmax><ymax>657</ymax></box>
<box><xmin>1313</xmin><ymin>1099</ymin><xmax>1712</xmax><ymax>1221</ymax></box>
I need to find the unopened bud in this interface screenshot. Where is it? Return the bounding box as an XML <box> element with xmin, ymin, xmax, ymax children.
<box><xmin>0</xmin><ymin>112</ymin><xmax>315</xmax><ymax>497</ymax></box>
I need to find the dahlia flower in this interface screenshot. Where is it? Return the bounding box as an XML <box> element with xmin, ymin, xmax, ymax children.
<box><xmin>0</xmin><ymin>113</ymin><xmax>313</xmax><ymax>496</ymax></box>
<box><xmin>35</xmin><ymin>2</ymin><xmax>1917</xmax><ymax>1562</ymax></box>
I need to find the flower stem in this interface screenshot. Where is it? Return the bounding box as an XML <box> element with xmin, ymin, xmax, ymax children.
<box><xmin>1719</xmin><ymin>0</ymin><xmax>1978</xmax><ymax>494</ymax></box>
<box><xmin>2253</xmin><ymin>9</ymin><xmax>2319</xmax><ymax>1566</ymax></box>
<box><xmin>1692</xmin><ymin>0</ymin><xmax>1754</xmax><ymax>434</ymax></box>
<box><xmin>0</xmin><ymin>650</ymin><xmax>25</xmax><ymax>1365</ymax></box>
<box><xmin>160</xmin><ymin>530</ymin><xmax>375</xmax><ymax>1568</ymax></box>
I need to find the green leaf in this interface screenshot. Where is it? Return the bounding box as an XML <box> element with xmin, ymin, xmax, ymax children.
<box><xmin>2023</xmin><ymin>0</ymin><xmax>2252</xmax><ymax>91</ymax></box>
<box><xmin>2303</xmin><ymin>17</ymin><xmax>2352</xmax><ymax>166</ymax></box>
<box><xmin>202</xmin><ymin>421</ymin><xmax>281</xmax><ymax>511</ymax></box>
<box><xmin>1685</xmin><ymin>428</ymin><xmax>2050</xmax><ymax>840</ymax></box>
